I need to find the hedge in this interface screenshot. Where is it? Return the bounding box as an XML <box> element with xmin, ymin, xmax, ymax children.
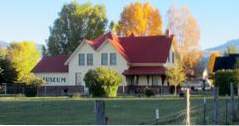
<box><xmin>215</xmin><ymin>70</ymin><xmax>238</xmax><ymax>96</ymax></box>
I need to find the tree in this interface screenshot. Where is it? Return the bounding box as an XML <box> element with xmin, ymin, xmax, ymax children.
<box><xmin>0</xmin><ymin>67</ymin><xmax>3</xmax><ymax>75</ymax></box>
<box><xmin>0</xmin><ymin>48</ymin><xmax>7</xmax><ymax>57</ymax></box>
<box><xmin>208</xmin><ymin>51</ymin><xmax>220</xmax><ymax>74</ymax></box>
<box><xmin>224</xmin><ymin>45</ymin><xmax>238</xmax><ymax>55</ymax></box>
<box><xmin>46</xmin><ymin>1</ymin><xmax>108</xmax><ymax>56</ymax></box>
<box><xmin>215</xmin><ymin>70</ymin><xmax>238</xmax><ymax>96</ymax></box>
<box><xmin>116</xmin><ymin>2</ymin><xmax>162</xmax><ymax>36</ymax></box>
<box><xmin>167</xmin><ymin>6</ymin><xmax>202</xmax><ymax>76</ymax></box>
<box><xmin>41</xmin><ymin>45</ymin><xmax>48</xmax><ymax>56</ymax></box>
<box><xmin>166</xmin><ymin>61</ymin><xmax>186</xmax><ymax>95</ymax></box>
<box><xmin>0</xmin><ymin>48</ymin><xmax>7</xmax><ymax>76</ymax></box>
<box><xmin>108</xmin><ymin>21</ymin><xmax>117</xmax><ymax>33</ymax></box>
<box><xmin>0</xmin><ymin>57</ymin><xmax>18</xmax><ymax>83</ymax></box>
<box><xmin>84</xmin><ymin>67</ymin><xmax>122</xmax><ymax>97</ymax></box>
<box><xmin>7</xmin><ymin>41</ymin><xmax>40</xmax><ymax>84</ymax></box>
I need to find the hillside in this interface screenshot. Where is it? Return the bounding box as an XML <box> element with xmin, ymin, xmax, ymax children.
<box><xmin>0</xmin><ymin>41</ymin><xmax>9</xmax><ymax>48</ymax></box>
<box><xmin>205</xmin><ymin>39</ymin><xmax>239</xmax><ymax>53</ymax></box>
<box><xmin>0</xmin><ymin>41</ymin><xmax>43</xmax><ymax>54</ymax></box>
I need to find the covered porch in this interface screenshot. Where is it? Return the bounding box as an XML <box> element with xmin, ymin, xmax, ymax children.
<box><xmin>121</xmin><ymin>66</ymin><xmax>171</xmax><ymax>95</ymax></box>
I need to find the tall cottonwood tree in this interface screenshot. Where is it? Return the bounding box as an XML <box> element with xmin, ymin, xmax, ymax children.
<box><xmin>46</xmin><ymin>1</ymin><xmax>108</xmax><ymax>56</ymax></box>
<box><xmin>167</xmin><ymin>6</ymin><xmax>202</xmax><ymax>76</ymax></box>
<box><xmin>116</xmin><ymin>2</ymin><xmax>162</xmax><ymax>36</ymax></box>
<box><xmin>7</xmin><ymin>41</ymin><xmax>40</xmax><ymax>84</ymax></box>
<box><xmin>0</xmin><ymin>58</ymin><xmax>18</xmax><ymax>84</ymax></box>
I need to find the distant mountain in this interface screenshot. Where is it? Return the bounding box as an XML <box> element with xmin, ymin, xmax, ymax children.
<box><xmin>205</xmin><ymin>39</ymin><xmax>239</xmax><ymax>53</ymax></box>
<box><xmin>0</xmin><ymin>41</ymin><xmax>9</xmax><ymax>48</ymax></box>
<box><xmin>0</xmin><ymin>41</ymin><xmax>43</xmax><ymax>54</ymax></box>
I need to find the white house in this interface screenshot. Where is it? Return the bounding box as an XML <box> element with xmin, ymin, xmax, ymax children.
<box><xmin>32</xmin><ymin>32</ymin><xmax>175</xmax><ymax>96</ymax></box>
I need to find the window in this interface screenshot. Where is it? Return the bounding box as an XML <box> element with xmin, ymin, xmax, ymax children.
<box><xmin>147</xmin><ymin>76</ymin><xmax>150</xmax><ymax>84</ymax></box>
<box><xmin>75</xmin><ymin>72</ymin><xmax>81</xmax><ymax>85</ymax></box>
<box><xmin>152</xmin><ymin>76</ymin><xmax>158</xmax><ymax>85</ymax></box>
<box><xmin>79</xmin><ymin>53</ymin><xmax>85</xmax><ymax>65</ymax></box>
<box><xmin>87</xmin><ymin>53</ymin><xmax>93</xmax><ymax>66</ymax></box>
<box><xmin>110</xmin><ymin>53</ymin><xmax>117</xmax><ymax>65</ymax></box>
<box><xmin>101</xmin><ymin>53</ymin><xmax>108</xmax><ymax>65</ymax></box>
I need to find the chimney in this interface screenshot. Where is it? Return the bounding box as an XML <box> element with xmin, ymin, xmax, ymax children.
<box><xmin>129</xmin><ymin>32</ymin><xmax>135</xmax><ymax>37</ymax></box>
<box><xmin>165</xmin><ymin>29</ymin><xmax>169</xmax><ymax>36</ymax></box>
<box><xmin>165</xmin><ymin>29</ymin><xmax>174</xmax><ymax>38</ymax></box>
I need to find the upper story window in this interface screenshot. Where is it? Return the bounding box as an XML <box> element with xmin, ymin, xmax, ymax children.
<box><xmin>79</xmin><ymin>53</ymin><xmax>85</xmax><ymax>66</ymax></box>
<box><xmin>110</xmin><ymin>53</ymin><xmax>117</xmax><ymax>65</ymax></box>
<box><xmin>87</xmin><ymin>53</ymin><xmax>93</xmax><ymax>66</ymax></box>
<box><xmin>101</xmin><ymin>53</ymin><xmax>108</xmax><ymax>65</ymax></box>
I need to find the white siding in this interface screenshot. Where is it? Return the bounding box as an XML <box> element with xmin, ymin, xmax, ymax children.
<box><xmin>68</xmin><ymin>40</ymin><xmax>129</xmax><ymax>86</ymax></box>
<box><xmin>165</xmin><ymin>46</ymin><xmax>175</xmax><ymax>68</ymax></box>
<box><xmin>35</xmin><ymin>73</ymin><xmax>69</xmax><ymax>86</ymax></box>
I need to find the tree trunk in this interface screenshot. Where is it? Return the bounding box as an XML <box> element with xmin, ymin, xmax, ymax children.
<box><xmin>174</xmin><ymin>85</ymin><xmax>177</xmax><ymax>96</ymax></box>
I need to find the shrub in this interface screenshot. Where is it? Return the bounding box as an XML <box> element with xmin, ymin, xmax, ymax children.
<box><xmin>24</xmin><ymin>86</ymin><xmax>37</xmax><ymax>97</ymax></box>
<box><xmin>69</xmin><ymin>92</ymin><xmax>81</xmax><ymax>98</ymax></box>
<box><xmin>84</xmin><ymin>69</ymin><xmax>105</xmax><ymax>97</ymax></box>
<box><xmin>215</xmin><ymin>70</ymin><xmax>238</xmax><ymax>96</ymax></box>
<box><xmin>144</xmin><ymin>88</ymin><xmax>155</xmax><ymax>97</ymax></box>
<box><xmin>84</xmin><ymin>67</ymin><xmax>122</xmax><ymax>97</ymax></box>
<box><xmin>15</xmin><ymin>93</ymin><xmax>25</xmax><ymax>97</ymax></box>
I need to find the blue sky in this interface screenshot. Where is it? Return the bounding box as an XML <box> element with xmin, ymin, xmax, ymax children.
<box><xmin>0</xmin><ymin>0</ymin><xmax>239</xmax><ymax>49</ymax></box>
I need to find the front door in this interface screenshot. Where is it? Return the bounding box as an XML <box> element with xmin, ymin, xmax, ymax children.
<box><xmin>75</xmin><ymin>72</ymin><xmax>82</xmax><ymax>85</ymax></box>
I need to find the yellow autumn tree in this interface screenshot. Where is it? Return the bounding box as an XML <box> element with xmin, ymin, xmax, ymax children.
<box><xmin>116</xmin><ymin>2</ymin><xmax>162</xmax><ymax>36</ymax></box>
<box><xmin>7</xmin><ymin>41</ymin><xmax>40</xmax><ymax>84</ymax></box>
<box><xmin>167</xmin><ymin>6</ymin><xmax>202</xmax><ymax>76</ymax></box>
<box><xmin>208</xmin><ymin>51</ymin><xmax>220</xmax><ymax>73</ymax></box>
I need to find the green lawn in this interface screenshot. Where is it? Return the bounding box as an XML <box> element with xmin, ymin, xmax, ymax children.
<box><xmin>0</xmin><ymin>96</ymin><xmax>238</xmax><ymax>125</ymax></box>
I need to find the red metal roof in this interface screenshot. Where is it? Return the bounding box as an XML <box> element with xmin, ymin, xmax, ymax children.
<box><xmin>32</xmin><ymin>32</ymin><xmax>173</xmax><ymax>73</ymax></box>
<box><xmin>31</xmin><ymin>55</ymin><xmax>69</xmax><ymax>73</ymax></box>
<box><xmin>87</xmin><ymin>32</ymin><xmax>173</xmax><ymax>63</ymax></box>
<box><xmin>123</xmin><ymin>66</ymin><xmax>166</xmax><ymax>75</ymax></box>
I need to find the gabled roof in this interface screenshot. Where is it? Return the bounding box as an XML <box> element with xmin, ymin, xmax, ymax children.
<box><xmin>65</xmin><ymin>32</ymin><xmax>173</xmax><ymax>65</ymax></box>
<box><xmin>118</xmin><ymin>35</ymin><xmax>173</xmax><ymax>63</ymax></box>
<box><xmin>32</xmin><ymin>55</ymin><xmax>69</xmax><ymax>73</ymax></box>
<box><xmin>213</xmin><ymin>54</ymin><xmax>239</xmax><ymax>72</ymax></box>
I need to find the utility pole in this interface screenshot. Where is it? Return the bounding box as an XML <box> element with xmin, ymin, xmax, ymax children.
<box><xmin>186</xmin><ymin>88</ymin><xmax>190</xmax><ymax>125</ymax></box>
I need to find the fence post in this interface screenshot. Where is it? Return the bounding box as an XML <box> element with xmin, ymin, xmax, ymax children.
<box><xmin>155</xmin><ymin>108</ymin><xmax>159</xmax><ymax>124</ymax></box>
<box><xmin>225</xmin><ymin>99</ymin><xmax>229</xmax><ymax>124</ymax></box>
<box><xmin>238</xmin><ymin>85</ymin><xmax>239</xmax><ymax>113</ymax></box>
<box><xmin>95</xmin><ymin>100</ymin><xmax>106</xmax><ymax>125</ymax></box>
<box><xmin>203</xmin><ymin>97</ymin><xmax>207</xmax><ymax>125</ymax></box>
<box><xmin>213</xmin><ymin>87</ymin><xmax>218</xmax><ymax>125</ymax></box>
<box><xmin>44</xmin><ymin>86</ymin><xmax>47</xmax><ymax>96</ymax></box>
<box><xmin>186</xmin><ymin>88</ymin><xmax>190</xmax><ymax>125</ymax></box>
<box><xmin>3</xmin><ymin>83</ymin><xmax>7</xmax><ymax>95</ymax></box>
<box><xmin>230</xmin><ymin>83</ymin><xmax>236</xmax><ymax>121</ymax></box>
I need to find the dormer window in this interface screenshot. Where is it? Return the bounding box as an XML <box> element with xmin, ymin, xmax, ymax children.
<box><xmin>101</xmin><ymin>53</ymin><xmax>108</xmax><ymax>65</ymax></box>
<box><xmin>110</xmin><ymin>53</ymin><xmax>117</xmax><ymax>65</ymax></box>
<box><xmin>79</xmin><ymin>53</ymin><xmax>85</xmax><ymax>66</ymax></box>
<box><xmin>87</xmin><ymin>53</ymin><xmax>93</xmax><ymax>66</ymax></box>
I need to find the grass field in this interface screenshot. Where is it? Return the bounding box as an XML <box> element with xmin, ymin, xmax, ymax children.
<box><xmin>0</xmin><ymin>96</ymin><xmax>238</xmax><ymax>125</ymax></box>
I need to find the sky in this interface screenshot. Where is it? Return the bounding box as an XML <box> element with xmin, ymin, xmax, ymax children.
<box><xmin>0</xmin><ymin>0</ymin><xmax>239</xmax><ymax>50</ymax></box>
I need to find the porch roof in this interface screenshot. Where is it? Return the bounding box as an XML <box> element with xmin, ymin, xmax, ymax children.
<box><xmin>123</xmin><ymin>66</ymin><xmax>166</xmax><ymax>75</ymax></box>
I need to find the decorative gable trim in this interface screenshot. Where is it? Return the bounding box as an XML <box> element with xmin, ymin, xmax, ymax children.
<box><xmin>64</xmin><ymin>39</ymin><xmax>94</xmax><ymax>65</ymax></box>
